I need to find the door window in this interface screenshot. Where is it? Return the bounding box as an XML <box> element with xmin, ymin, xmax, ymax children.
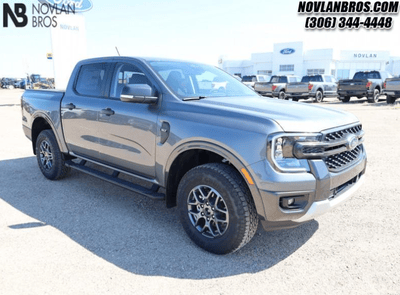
<box><xmin>75</xmin><ymin>63</ymin><xmax>111</xmax><ymax>97</ymax></box>
<box><xmin>110</xmin><ymin>63</ymin><xmax>153</xmax><ymax>99</ymax></box>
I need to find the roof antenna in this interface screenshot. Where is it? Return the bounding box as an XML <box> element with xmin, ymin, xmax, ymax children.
<box><xmin>115</xmin><ymin>47</ymin><xmax>121</xmax><ymax>56</ymax></box>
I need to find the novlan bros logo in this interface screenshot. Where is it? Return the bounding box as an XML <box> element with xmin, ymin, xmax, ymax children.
<box><xmin>2</xmin><ymin>0</ymin><xmax>93</xmax><ymax>28</ymax></box>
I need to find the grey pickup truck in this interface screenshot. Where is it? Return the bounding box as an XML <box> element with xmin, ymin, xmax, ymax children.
<box><xmin>254</xmin><ymin>75</ymin><xmax>300</xmax><ymax>99</ymax></box>
<box><xmin>285</xmin><ymin>75</ymin><xmax>338</xmax><ymax>103</ymax></box>
<box><xmin>21</xmin><ymin>57</ymin><xmax>367</xmax><ymax>254</ymax></box>
<box><xmin>383</xmin><ymin>77</ymin><xmax>400</xmax><ymax>104</ymax></box>
<box><xmin>338</xmin><ymin>71</ymin><xmax>391</xmax><ymax>103</ymax></box>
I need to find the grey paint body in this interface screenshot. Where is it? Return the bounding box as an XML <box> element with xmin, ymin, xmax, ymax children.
<box><xmin>21</xmin><ymin>56</ymin><xmax>367</xmax><ymax>231</ymax></box>
<box><xmin>285</xmin><ymin>75</ymin><xmax>338</xmax><ymax>99</ymax></box>
<box><xmin>383</xmin><ymin>77</ymin><xmax>400</xmax><ymax>98</ymax></box>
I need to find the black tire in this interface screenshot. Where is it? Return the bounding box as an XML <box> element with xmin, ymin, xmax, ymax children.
<box><xmin>342</xmin><ymin>96</ymin><xmax>351</xmax><ymax>103</ymax></box>
<box><xmin>368</xmin><ymin>88</ymin><xmax>380</xmax><ymax>103</ymax></box>
<box><xmin>292</xmin><ymin>97</ymin><xmax>299</xmax><ymax>102</ymax></box>
<box><xmin>35</xmin><ymin>130</ymin><xmax>70</xmax><ymax>180</ymax></box>
<box><xmin>177</xmin><ymin>163</ymin><xmax>258</xmax><ymax>254</ymax></box>
<box><xmin>315</xmin><ymin>90</ymin><xmax>323</xmax><ymax>103</ymax></box>
<box><xmin>278</xmin><ymin>91</ymin><xmax>286</xmax><ymax>100</ymax></box>
<box><xmin>386</xmin><ymin>95</ymin><xmax>396</xmax><ymax>104</ymax></box>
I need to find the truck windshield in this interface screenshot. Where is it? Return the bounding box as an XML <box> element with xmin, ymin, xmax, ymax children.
<box><xmin>270</xmin><ymin>76</ymin><xmax>288</xmax><ymax>83</ymax></box>
<box><xmin>148</xmin><ymin>61</ymin><xmax>257</xmax><ymax>99</ymax></box>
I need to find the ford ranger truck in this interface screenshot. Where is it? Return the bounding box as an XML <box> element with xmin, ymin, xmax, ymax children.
<box><xmin>338</xmin><ymin>71</ymin><xmax>391</xmax><ymax>103</ymax></box>
<box><xmin>21</xmin><ymin>57</ymin><xmax>367</xmax><ymax>254</ymax></box>
<box><xmin>285</xmin><ymin>75</ymin><xmax>338</xmax><ymax>103</ymax></box>
<box><xmin>383</xmin><ymin>77</ymin><xmax>400</xmax><ymax>104</ymax></box>
<box><xmin>254</xmin><ymin>75</ymin><xmax>300</xmax><ymax>99</ymax></box>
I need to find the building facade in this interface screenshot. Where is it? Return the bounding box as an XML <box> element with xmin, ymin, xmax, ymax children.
<box><xmin>220</xmin><ymin>41</ymin><xmax>397</xmax><ymax>79</ymax></box>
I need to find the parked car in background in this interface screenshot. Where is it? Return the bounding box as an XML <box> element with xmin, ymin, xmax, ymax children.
<box><xmin>242</xmin><ymin>75</ymin><xmax>270</xmax><ymax>89</ymax></box>
<box><xmin>1</xmin><ymin>78</ymin><xmax>17</xmax><ymax>89</ymax></box>
<box><xmin>21</xmin><ymin>56</ymin><xmax>366</xmax><ymax>254</ymax></box>
<box><xmin>338</xmin><ymin>71</ymin><xmax>391</xmax><ymax>103</ymax></box>
<box><xmin>285</xmin><ymin>75</ymin><xmax>338</xmax><ymax>103</ymax></box>
<box><xmin>383</xmin><ymin>77</ymin><xmax>400</xmax><ymax>104</ymax></box>
<box><xmin>254</xmin><ymin>75</ymin><xmax>300</xmax><ymax>99</ymax></box>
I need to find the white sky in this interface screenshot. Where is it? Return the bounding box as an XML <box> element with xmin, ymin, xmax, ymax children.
<box><xmin>1</xmin><ymin>0</ymin><xmax>400</xmax><ymax>78</ymax></box>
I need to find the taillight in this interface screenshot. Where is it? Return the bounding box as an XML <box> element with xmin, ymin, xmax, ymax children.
<box><xmin>383</xmin><ymin>82</ymin><xmax>386</xmax><ymax>89</ymax></box>
<box><xmin>308</xmin><ymin>83</ymin><xmax>313</xmax><ymax>90</ymax></box>
<box><xmin>272</xmin><ymin>85</ymin><xmax>277</xmax><ymax>91</ymax></box>
<box><xmin>366</xmin><ymin>81</ymin><xmax>372</xmax><ymax>89</ymax></box>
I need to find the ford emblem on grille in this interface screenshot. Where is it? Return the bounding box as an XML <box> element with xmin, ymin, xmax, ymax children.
<box><xmin>346</xmin><ymin>134</ymin><xmax>358</xmax><ymax>150</ymax></box>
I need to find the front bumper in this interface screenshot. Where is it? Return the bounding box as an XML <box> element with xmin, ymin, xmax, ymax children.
<box><xmin>249</xmin><ymin>147</ymin><xmax>367</xmax><ymax>231</ymax></box>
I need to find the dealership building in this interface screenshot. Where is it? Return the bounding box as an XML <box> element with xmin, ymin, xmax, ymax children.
<box><xmin>219</xmin><ymin>41</ymin><xmax>400</xmax><ymax>79</ymax></box>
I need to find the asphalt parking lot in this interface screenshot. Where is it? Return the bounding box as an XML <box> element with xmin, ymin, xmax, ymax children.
<box><xmin>0</xmin><ymin>89</ymin><xmax>399</xmax><ymax>294</ymax></box>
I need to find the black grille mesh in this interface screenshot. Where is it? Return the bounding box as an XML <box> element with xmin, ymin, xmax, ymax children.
<box><xmin>324</xmin><ymin>145</ymin><xmax>362</xmax><ymax>171</ymax></box>
<box><xmin>324</xmin><ymin>125</ymin><xmax>362</xmax><ymax>142</ymax></box>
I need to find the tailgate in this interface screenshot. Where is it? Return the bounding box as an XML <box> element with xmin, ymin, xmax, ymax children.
<box><xmin>338</xmin><ymin>79</ymin><xmax>367</xmax><ymax>91</ymax></box>
<box><xmin>385</xmin><ymin>78</ymin><xmax>400</xmax><ymax>91</ymax></box>
<box><xmin>254</xmin><ymin>82</ymin><xmax>273</xmax><ymax>93</ymax></box>
<box><xmin>286</xmin><ymin>82</ymin><xmax>309</xmax><ymax>94</ymax></box>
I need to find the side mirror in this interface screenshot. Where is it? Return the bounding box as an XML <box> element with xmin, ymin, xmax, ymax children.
<box><xmin>120</xmin><ymin>84</ymin><xmax>158</xmax><ymax>104</ymax></box>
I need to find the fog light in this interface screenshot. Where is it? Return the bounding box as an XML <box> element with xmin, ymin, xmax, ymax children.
<box><xmin>280</xmin><ymin>195</ymin><xmax>308</xmax><ymax>210</ymax></box>
<box><xmin>287</xmin><ymin>198</ymin><xmax>295</xmax><ymax>206</ymax></box>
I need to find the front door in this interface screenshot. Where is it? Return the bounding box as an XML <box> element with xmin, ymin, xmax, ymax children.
<box><xmin>95</xmin><ymin>62</ymin><xmax>159</xmax><ymax>178</ymax></box>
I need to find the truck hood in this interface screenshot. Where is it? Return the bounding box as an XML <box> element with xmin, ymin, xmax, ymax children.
<box><xmin>196</xmin><ymin>96</ymin><xmax>359</xmax><ymax>133</ymax></box>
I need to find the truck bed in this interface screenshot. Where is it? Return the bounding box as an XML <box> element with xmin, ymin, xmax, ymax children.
<box><xmin>254</xmin><ymin>82</ymin><xmax>273</xmax><ymax>95</ymax></box>
<box><xmin>384</xmin><ymin>78</ymin><xmax>400</xmax><ymax>91</ymax></box>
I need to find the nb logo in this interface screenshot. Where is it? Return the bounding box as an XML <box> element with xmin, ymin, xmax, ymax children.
<box><xmin>2</xmin><ymin>3</ymin><xmax>28</xmax><ymax>28</ymax></box>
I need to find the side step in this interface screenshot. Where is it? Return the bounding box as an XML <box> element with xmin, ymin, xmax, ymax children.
<box><xmin>65</xmin><ymin>160</ymin><xmax>165</xmax><ymax>201</ymax></box>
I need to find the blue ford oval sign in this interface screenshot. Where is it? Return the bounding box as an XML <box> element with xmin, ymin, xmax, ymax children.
<box><xmin>280</xmin><ymin>48</ymin><xmax>295</xmax><ymax>55</ymax></box>
<box><xmin>39</xmin><ymin>0</ymin><xmax>93</xmax><ymax>13</ymax></box>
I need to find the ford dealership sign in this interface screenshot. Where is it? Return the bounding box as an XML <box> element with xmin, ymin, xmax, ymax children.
<box><xmin>280</xmin><ymin>48</ymin><xmax>295</xmax><ymax>55</ymax></box>
<box><xmin>39</xmin><ymin>0</ymin><xmax>93</xmax><ymax>12</ymax></box>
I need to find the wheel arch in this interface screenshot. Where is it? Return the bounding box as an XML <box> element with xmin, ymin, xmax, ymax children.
<box><xmin>31</xmin><ymin>114</ymin><xmax>64</xmax><ymax>155</ymax></box>
<box><xmin>164</xmin><ymin>142</ymin><xmax>265</xmax><ymax>218</ymax></box>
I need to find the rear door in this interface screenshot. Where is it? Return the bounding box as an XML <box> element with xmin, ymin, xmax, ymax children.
<box><xmin>95</xmin><ymin>61</ymin><xmax>160</xmax><ymax>178</ymax></box>
<box><xmin>61</xmin><ymin>62</ymin><xmax>113</xmax><ymax>160</ymax></box>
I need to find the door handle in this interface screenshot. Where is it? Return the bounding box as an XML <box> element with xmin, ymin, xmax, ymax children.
<box><xmin>65</xmin><ymin>103</ymin><xmax>76</xmax><ymax>110</ymax></box>
<box><xmin>100</xmin><ymin>108</ymin><xmax>115</xmax><ymax>116</ymax></box>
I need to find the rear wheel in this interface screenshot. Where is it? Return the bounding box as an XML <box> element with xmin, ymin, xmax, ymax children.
<box><xmin>278</xmin><ymin>91</ymin><xmax>286</xmax><ymax>100</ymax></box>
<box><xmin>342</xmin><ymin>96</ymin><xmax>351</xmax><ymax>103</ymax></box>
<box><xmin>368</xmin><ymin>88</ymin><xmax>380</xmax><ymax>103</ymax></box>
<box><xmin>177</xmin><ymin>163</ymin><xmax>258</xmax><ymax>254</ymax></box>
<box><xmin>387</xmin><ymin>95</ymin><xmax>396</xmax><ymax>104</ymax></box>
<box><xmin>315</xmin><ymin>90</ymin><xmax>323</xmax><ymax>103</ymax></box>
<box><xmin>35</xmin><ymin>130</ymin><xmax>70</xmax><ymax>180</ymax></box>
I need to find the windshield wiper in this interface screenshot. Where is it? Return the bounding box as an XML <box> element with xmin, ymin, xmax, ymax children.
<box><xmin>183</xmin><ymin>96</ymin><xmax>208</xmax><ymax>101</ymax></box>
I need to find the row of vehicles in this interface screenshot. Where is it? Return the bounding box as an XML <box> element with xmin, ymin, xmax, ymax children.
<box><xmin>1</xmin><ymin>75</ymin><xmax>55</xmax><ymax>90</ymax></box>
<box><xmin>251</xmin><ymin>71</ymin><xmax>400</xmax><ymax>104</ymax></box>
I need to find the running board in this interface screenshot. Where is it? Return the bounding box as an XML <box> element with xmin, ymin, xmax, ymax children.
<box><xmin>65</xmin><ymin>160</ymin><xmax>165</xmax><ymax>201</ymax></box>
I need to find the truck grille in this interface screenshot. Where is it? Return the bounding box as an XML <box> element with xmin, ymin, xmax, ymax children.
<box><xmin>324</xmin><ymin>145</ymin><xmax>362</xmax><ymax>172</ymax></box>
<box><xmin>324</xmin><ymin>124</ymin><xmax>362</xmax><ymax>142</ymax></box>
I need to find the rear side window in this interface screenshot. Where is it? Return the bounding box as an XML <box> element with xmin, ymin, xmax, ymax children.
<box><xmin>75</xmin><ymin>63</ymin><xmax>111</xmax><ymax>97</ymax></box>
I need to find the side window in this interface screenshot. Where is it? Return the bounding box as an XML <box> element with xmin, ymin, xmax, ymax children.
<box><xmin>110</xmin><ymin>63</ymin><xmax>153</xmax><ymax>99</ymax></box>
<box><xmin>75</xmin><ymin>63</ymin><xmax>111</xmax><ymax>97</ymax></box>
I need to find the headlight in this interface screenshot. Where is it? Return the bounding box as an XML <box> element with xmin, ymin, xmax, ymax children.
<box><xmin>268</xmin><ymin>133</ymin><xmax>321</xmax><ymax>173</ymax></box>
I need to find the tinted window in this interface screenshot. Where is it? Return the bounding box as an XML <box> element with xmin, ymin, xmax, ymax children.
<box><xmin>242</xmin><ymin>75</ymin><xmax>256</xmax><ymax>82</ymax></box>
<box><xmin>354</xmin><ymin>72</ymin><xmax>381</xmax><ymax>80</ymax></box>
<box><xmin>75</xmin><ymin>63</ymin><xmax>111</xmax><ymax>97</ymax></box>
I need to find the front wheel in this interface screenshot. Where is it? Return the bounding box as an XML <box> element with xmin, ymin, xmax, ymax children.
<box><xmin>35</xmin><ymin>130</ymin><xmax>70</xmax><ymax>180</ymax></box>
<box><xmin>177</xmin><ymin>163</ymin><xmax>258</xmax><ymax>254</ymax></box>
